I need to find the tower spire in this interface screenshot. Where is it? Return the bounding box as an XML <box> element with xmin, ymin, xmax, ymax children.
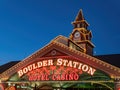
<box><xmin>75</xmin><ymin>9</ymin><xmax>84</xmax><ymax>21</ymax></box>
<box><xmin>72</xmin><ymin>9</ymin><xmax>89</xmax><ymax>29</ymax></box>
<box><xmin>70</xmin><ymin>9</ymin><xmax>94</xmax><ymax>55</ymax></box>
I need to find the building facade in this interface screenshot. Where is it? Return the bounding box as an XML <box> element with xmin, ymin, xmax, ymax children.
<box><xmin>0</xmin><ymin>9</ymin><xmax>120</xmax><ymax>90</ymax></box>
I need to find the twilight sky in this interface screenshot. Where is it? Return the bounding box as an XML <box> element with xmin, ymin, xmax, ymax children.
<box><xmin>0</xmin><ymin>0</ymin><xmax>120</xmax><ymax>65</ymax></box>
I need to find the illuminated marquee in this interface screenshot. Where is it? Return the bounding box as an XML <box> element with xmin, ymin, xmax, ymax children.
<box><xmin>18</xmin><ymin>58</ymin><xmax>96</xmax><ymax>81</ymax></box>
<box><xmin>0</xmin><ymin>84</ymin><xmax>4</xmax><ymax>90</ymax></box>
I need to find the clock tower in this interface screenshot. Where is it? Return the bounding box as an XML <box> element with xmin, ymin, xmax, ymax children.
<box><xmin>69</xmin><ymin>9</ymin><xmax>94</xmax><ymax>55</ymax></box>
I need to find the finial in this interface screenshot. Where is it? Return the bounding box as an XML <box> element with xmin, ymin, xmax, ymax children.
<box><xmin>75</xmin><ymin>9</ymin><xmax>84</xmax><ymax>21</ymax></box>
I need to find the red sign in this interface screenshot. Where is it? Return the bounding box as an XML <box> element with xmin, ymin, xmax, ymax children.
<box><xmin>18</xmin><ymin>58</ymin><xmax>96</xmax><ymax>81</ymax></box>
<box><xmin>118</xmin><ymin>88</ymin><xmax>120</xmax><ymax>90</ymax></box>
<box><xmin>27</xmin><ymin>65</ymin><xmax>80</xmax><ymax>81</ymax></box>
<box><xmin>28</xmin><ymin>73</ymin><xmax>79</xmax><ymax>81</ymax></box>
<box><xmin>0</xmin><ymin>84</ymin><xmax>4</xmax><ymax>90</ymax></box>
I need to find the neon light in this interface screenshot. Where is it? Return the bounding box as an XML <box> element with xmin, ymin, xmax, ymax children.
<box><xmin>51</xmin><ymin>74</ymin><xmax>79</xmax><ymax>81</ymax></box>
<box><xmin>28</xmin><ymin>73</ymin><xmax>79</xmax><ymax>81</ymax></box>
<box><xmin>73</xmin><ymin>61</ymin><xmax>79</xmax><ymax>68</ymax></box>
<box><xmin>8</xmin><ymin>86</ymin><xmax>16</xmax><ymax>90</ymax></box>
<box><xmin>18</xmin><ymin>59</ymin><xmax>54</xmax><ymax>77</ymax></box>
<box><xmin>29</xmin><ymin>74</ymin><xmax>49</xmax><ymax>81</ymax></box>
<box><xmin>82</xmin><ymin>65</ymin><xmax>89</xmax><ymax>72</ymax></box>
<box><xmin>25</xmin><ymin>65</ymin><xmax>86</xmax><ymax>81</ymax></box>
<box><xmin>0</xmin><ymin>84</ymin><xmax>4</xmax><ymax>90</ymax></box>
<box><xmin>18</xmin><ymin>58</ymin><xmax>96</xmax><ymax>77</ymax></box>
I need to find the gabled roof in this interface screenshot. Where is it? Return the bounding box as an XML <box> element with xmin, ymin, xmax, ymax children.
<box><xmin>1</xmin><ymin>54</ymin><xmax>119</xmax><ymax>74</ymax></box>
<box><xmin>0</xmin><ymin>35</ymin><xmax>120</xmax><ymax>81</ymax></box>
<box><xmin>0</xmin><ymin>61</ymin><xmax>20</xmax><ymax>73</ymax></box>
<box><xmin>95</xmin><ymin>54</ymin><xmax>120</xmax><ymax>68</ymax></box>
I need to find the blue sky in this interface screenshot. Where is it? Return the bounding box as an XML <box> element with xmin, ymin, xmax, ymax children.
<box><xmin>0</xmin><ymin>0</ymin><xmax>120</xmax><ymax>65</ymax></box>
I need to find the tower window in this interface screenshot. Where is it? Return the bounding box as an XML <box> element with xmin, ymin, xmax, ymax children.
<box><xmin>77</xmin><ymin>24</ymin><xmax>80</xmax><ymax>28</ymax></box>
<box><xmin>80</xmin><ymin>24</ymin><xmax>82</xmax><ymax>27</ymax></box>
<box><xmin>86</xmin><ymin>35</ymin><xmax>91</xmax><ymax>40</ymax></box>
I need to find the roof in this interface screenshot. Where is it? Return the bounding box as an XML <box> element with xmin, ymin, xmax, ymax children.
<box><xmin>0</xmin><ymin>35</ymin><xmax>84</xmax><ymax>74</ymax></box>
<box><xmin>0</xmin><ymin>61</ymin><xmax>20</xmax><ymax>73</ymax></box>
<box><xmin>0</xmin><ymin>36</ymin><xmax>120</xmax><ymax>79</ymax></box>
<box><xmin>95</xmin><ymin>54</ymin><xmax>120</xmax><ymax>68</ymax></box>
<box><xmin>0</xmin><ymin>54</ymin><xmax>119</xmax><ymax>74</ymax></box>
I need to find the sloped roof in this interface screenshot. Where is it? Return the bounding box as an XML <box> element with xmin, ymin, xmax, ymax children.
<box><xmin>0</xmin><ymin>54</ymin><xmax>120</xmax><ymax>74</ymax></box>
<box><xmin>0</xmin><ymin>35</ymin><xmax>120</xmax><ymax>80</ymax></box>
<box><xmin>0</xmin><ymin>35</ymin><xmax>83</xmax><ymax>74</ymax></box>
<box><xmin>0</xmin><ymin>61</ymin><xmax>20</xmax><ymax>73</ymax></box>
<box><xmin>95</xmin><ymin>54</ymin><xmax>120</xmax><ymax>68</ymax></box>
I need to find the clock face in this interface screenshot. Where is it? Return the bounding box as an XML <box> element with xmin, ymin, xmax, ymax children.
<box><xmin>74</xmin><ymin>31</ymin><xmax>80</xmax><ymax>38</ymax></box>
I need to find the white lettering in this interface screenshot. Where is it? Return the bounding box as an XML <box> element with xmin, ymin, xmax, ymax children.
<box><xmin>78</xmin><ymin>63</ymin><xmax>83</xmax><ymax>69</ymax></box>
<box><xmin>87</xmin><ymin>67</ymin><xmax>96</xmax><ymax>75</ymax></box>
<box><xmin>37</xmin><ymin>61</ymin><xmax>42</xmax><ymax>68</ymax></box>
<box><xmin>57</xmin><ymin>58</ymin><xmax>63</xmax><ymax>65</ymax></box>
<box><xmin>63</xmin><ymin>59</ymin><xmax>68</xmax><ymax>66</ymax></box>
<box><xmin>18</xmin><ymin>70</ymin><xmax>23</xmax><ymax>77</ymax></box>
<box><xmin>48</xmin><ymin>59</ymin><xmax>53</xmax><ymax>66</ymax></box>
<box><xmin>33</xmin><ymin>64</ymin><xmax>38</xmax><ymax>69</ymax></box>
<box><xmin>43</xmin><ymin>60</ymin><xmax>47</xmax><ymax>66</ymax></box>
<box><xmin>67</xmin><ymin>60</ymin><xmax>73</xmax><ymax>67</ymax></box>
<box><xmin>82</xmin><ymin>65</ymin><xmax>89</xmax><ymax>72</ymax></box>
<box><xmin>73</xmin><ymin>61</ymin><xmax>78</xmax><ymax>68</ymax></box>
<box><xmin>27</xmin><ymin>65</ymin><xmax>33</xmax><ymax>71</ymax></box>
<box><xmin>23</xmin><ymin>68</ymin><xmax>28</xmax><ymax>74</ymax></box>
<box><xmin>17</xmin><ymin>58</ymin><xmax>96</xmax><ymax>77</ymax></box>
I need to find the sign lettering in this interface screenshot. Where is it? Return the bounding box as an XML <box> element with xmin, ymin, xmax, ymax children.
<box><xmin>17</xmin><ymin>58</ymin><xmax>96</xmax><ymax>81</ymax></box>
